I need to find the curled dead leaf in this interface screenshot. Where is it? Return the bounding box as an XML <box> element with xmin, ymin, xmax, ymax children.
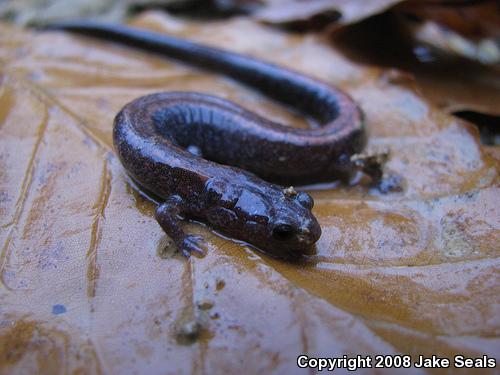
<box><xmin>255</xmin><ymin>0</ymin><xmax>406</xmax><ymax>28</ymax></box>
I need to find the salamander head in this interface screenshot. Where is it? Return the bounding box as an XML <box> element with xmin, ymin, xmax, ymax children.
<box><xmin>204</xmin><ymin>178</ymin><xmax>321</xmax><ymax>259</ymax></box>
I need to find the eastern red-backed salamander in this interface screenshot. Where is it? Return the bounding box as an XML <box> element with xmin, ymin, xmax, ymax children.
<box><xmin>46</xmin><ymin>22</ymin><xmax>367</xmax><ymax>259</ymax></box>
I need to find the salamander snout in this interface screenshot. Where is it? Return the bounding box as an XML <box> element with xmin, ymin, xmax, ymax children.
<box><xmin>268</xmin><ymin>211</ymin><xmax>321</xmax><ymax>258</ymax></box>
<box><xmin>272</xmin><ymin>222</ymin><xmax>316</xmax><ymax>244</ymax></box>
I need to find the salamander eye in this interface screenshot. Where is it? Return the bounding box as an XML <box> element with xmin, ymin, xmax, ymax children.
<box><xmin>296</xmin><ymin>192</ymin><xmax>314</xmax><ymax>210</ymax></box>
<box><xmin>272</xmin><ymin>223</ymin><xmax>294</xmax><ymax>241</ymax></box>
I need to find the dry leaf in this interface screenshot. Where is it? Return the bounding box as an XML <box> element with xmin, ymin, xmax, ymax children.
<box><xmin>0</xmin><ymin>0</ymin><xmax>190</xmax><ymax>26</ymax></box>
<box><xmin>395</xmin><ymin>0</ymin><xmax>500</xmax><ymax>40</ymax></box>
<box><xmin>254</xmin><ymin>0</ymin><xmax>500</xmax><ymax>40</ymax></box>
<box><xmin>409</xmin><ymin>21</ymin><xmax>500</xmax><ymax>65</ymax></box>
<box><xmin>0</xmin><ymin>11</ymin><xmax>499</xmax><ymax>374</ymax></box>
<box><xmin>255</xmin><ymin>0</ymin><xmax>405</xmax><ymax>27</ymax></box>
<box><xmin>329</xmin><ymin>12</ymin><xmax>500</xmax><ymax>119</ymax></box>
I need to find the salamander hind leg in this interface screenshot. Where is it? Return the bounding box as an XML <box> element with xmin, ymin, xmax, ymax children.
<box><xmin>155</xmin><ymin>195</ymin><xmax>205</xmax><ymax>257</ymax></box>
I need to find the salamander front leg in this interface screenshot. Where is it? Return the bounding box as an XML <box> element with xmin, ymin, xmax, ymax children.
<box><xmin>155</xmin><ymin>195</ymin><xmax>205</xmax><ymax>257</ymax></box>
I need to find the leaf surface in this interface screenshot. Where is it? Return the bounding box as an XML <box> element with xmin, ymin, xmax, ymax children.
<box><xmin>0</xmin><ymin>12</ymin><xmax>498</xmax><ymax>375</ymax></box>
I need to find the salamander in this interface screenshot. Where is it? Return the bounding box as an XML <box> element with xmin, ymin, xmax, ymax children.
<box><xmin>46</xmin><ymin>22</ymin><xmax>367</xmax><ymax>259</ymax></box>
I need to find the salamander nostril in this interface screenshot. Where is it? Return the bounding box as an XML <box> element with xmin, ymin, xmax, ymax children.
<box><xmin>272</xmin><ymin>224</ymin><xmax>294</xmax><ymax>240</ymax></box>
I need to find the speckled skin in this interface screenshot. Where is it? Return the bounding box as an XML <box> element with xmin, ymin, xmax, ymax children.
<box><xmin>48</xmin><ymin>22</ymin><xmax>366</xmax><ymax>259</ymax></box>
